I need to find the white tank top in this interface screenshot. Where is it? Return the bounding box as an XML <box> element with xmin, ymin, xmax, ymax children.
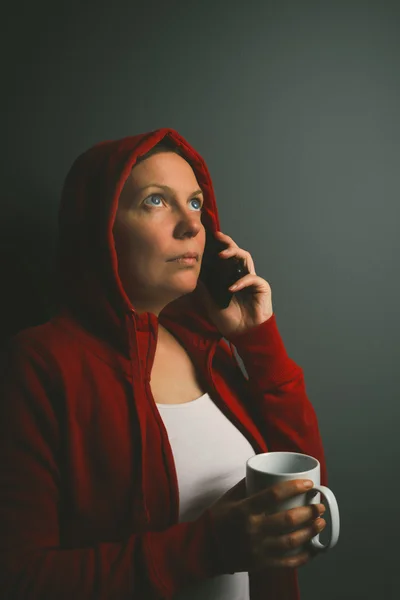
<box><xmin>156</xmin><ymin>392</ymin><xmax>257</xmax><ymax>600</ymax></box>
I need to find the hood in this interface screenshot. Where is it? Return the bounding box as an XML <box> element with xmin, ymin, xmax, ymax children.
<box><xmin>56</xmin><ymin>127</ymin><xmax>223</xmax><ymax>351</ymax></box>
<box><xmin>56</xmin><ymin>128</ymin><xmax>227</xmax><ymax>524</ymax></box>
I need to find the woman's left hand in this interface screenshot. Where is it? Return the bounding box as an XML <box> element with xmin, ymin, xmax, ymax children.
<box><xmin>195</xmin><ymin>231</ymin><xmax>274</xmax><ymax>339</ymax></box>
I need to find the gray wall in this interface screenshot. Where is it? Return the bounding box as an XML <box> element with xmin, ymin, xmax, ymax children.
<box><xmin>2</xmin><ymin>1</ymin><xmax>399</xmax><ymax>598</ymax></box>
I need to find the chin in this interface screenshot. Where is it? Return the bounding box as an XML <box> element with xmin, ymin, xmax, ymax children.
<box><xmin>170</xmin><ymin>278</ymin><xmax>198</xmax><ymax>297</ymax></box>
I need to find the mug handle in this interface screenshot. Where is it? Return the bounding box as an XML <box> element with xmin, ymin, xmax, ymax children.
<box><xmin>307</xmin><ymin>485</ymin><xmax>340</xmax><ymax>552</ymax></box>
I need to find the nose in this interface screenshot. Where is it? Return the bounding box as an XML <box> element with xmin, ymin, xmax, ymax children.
<box><xmin>175</xmin><ymin>213</ymin><xmax>203</xmax><ymax>238</ymax></box>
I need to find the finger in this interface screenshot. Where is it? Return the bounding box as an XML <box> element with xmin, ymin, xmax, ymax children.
<box><xmin>219</xmin><ymin>247</ymin><xmax>256</xmax><ymax>275</ymax></box>
<box><xmin>249</xmin><ymin>479</ymin><xmax>314</xmax><ymax>514</ymax></box>
<box><xmin>218</xmin><ymin>247</ymin><xmax>246</xmax><ymax>259</ymax></box>
<box><xmin>308</xmin><ymin>540</ymin><xmax>321</xmax><ymax>560</ymax></box>
<box><xmin>263</xmin><ymin>549</ymin><xmax>312</xmax><ymax>570</ymax></box>
<box><xmin>228</xmin><ymin>273</ymin><xmax>271</xmax><ymax>294</ymax></box>
<box><xmin>229</xmin><ymin>274</ymin><xmax>269</xmax><ymax>293</ymax></box>
<box><xmin>264</xmin><ymin>504</ymin><xmax>326</xmax><ymax>535</ymax></box>
<box><xmin>266</xmin><ymin>518</ymin><xmax>326</xmax><ymax>555</ymax></box>
<box><xmin>215</xmin><ymin>477</ymin><xmax>247</xmax><ymax>504</ymax></box>
<box><xmin>214</xmin><ymin>231</ymin><xmax>239</xmax><ymax>247</ymax></box>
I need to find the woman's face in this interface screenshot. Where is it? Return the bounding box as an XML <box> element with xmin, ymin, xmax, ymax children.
<box><xmin>113</xmin><ymin>151</ymin><xmax>206</xmax><ymax>316</ymax></box>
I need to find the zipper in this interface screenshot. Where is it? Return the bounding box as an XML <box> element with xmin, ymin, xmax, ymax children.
<box><xmin>144</xmin><ymin>377</ymin><xmax>181</xmax><ymax>525</ymax></box>
<box><xmin>144</xmin><ymin>321</ymin><xmax>181</xmax><ymax>526</ymax></box>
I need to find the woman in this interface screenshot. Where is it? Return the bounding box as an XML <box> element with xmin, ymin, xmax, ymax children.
<box><xmin>0</xmin><ymin>128</ymin><xmax>327</xmax><ymax>599</ymax></box>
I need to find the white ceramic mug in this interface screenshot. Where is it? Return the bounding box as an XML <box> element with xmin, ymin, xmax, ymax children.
<box><xmin>246</xmin><ymin>452</ymin><xmax>340</xmax><ymax>556</ymax></box>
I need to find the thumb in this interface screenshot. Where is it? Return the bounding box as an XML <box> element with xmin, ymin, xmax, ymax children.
<box><xmin>219</xmin><ymin>477</ymin><xmax>247</xmax><ymax>503</ymax></box>
<box><xmin>208</xmin><ymin>477</ymin><xmax>247</xmax><ymax>512</ymax></box>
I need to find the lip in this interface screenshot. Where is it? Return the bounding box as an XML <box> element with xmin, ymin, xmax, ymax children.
<box><xmin>172</xmin><ymin>257</ymin><xmax>197</xmax><ymax>266</ymax></box>
<box><xmin>168</xmin><ymin>252</ymin><xmax>199</xmax><ymax>261</ymax></box>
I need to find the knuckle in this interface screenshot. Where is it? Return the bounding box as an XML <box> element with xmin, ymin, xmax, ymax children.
<box><xmin>283</xmin><ymin>510</ymin><xmax>296</xmax><ymax>528</ymax></box>
<box><xmin>310</xmin><ymin>504</ymin><xmax>320</xmax><ymax>520</ymax></box>
<box><xmin>289</xmin><ymin>552</ymin><xmax>310</xmax><ymax>568</ymax></box>
<box><xmin>247</xmin><ymin>513</ymin><xmax>260</xmax><ymax>536</ymax></box>
<box><xmin>315</xmin><ymin>518</ymin><xmax>326</xmax><ymax>532</ymax></box>
<box><xmin>268</xmin><ymin>487</ymin><xmax>281</xmax><ymax>505</ymax></box>
<box><xmin>309</xmin><ymin>523</ymin><xmax>320</xmax><ymax>542</ymax></box>
<box><xmin>285</xmin><ymin>533</ymin><xmax>298</xmax><ymax>550</ymax></box>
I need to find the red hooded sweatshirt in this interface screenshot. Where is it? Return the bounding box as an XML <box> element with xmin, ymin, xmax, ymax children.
<box><xmin>0</xmin><ymin>127</ymin><xmax>327</xmax><ymax>599</ymax></box>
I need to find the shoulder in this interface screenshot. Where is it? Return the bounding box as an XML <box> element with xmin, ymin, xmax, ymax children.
<box><xmin>1</xmin><ymin>314</ymin><xmax>86</xmax><ymax>385</ymax></box>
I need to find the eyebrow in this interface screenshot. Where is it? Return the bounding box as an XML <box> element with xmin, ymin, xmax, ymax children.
<box><xmin>136</xmin><ymin>184</ymin><xmax>204</xmax><ymax>198</ymax></box>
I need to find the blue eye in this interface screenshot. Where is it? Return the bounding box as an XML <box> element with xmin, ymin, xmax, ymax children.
<box><xmin>144</xmin><ymin>195</ymin><xmax>163</xmax><ymax>207</ymax></box>
<box><xmin>144</xmin><ymin>194</ymin><xmax>203</xmax><ymax>211</ymax></box>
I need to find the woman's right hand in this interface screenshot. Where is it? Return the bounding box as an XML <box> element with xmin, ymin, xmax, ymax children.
<box><xmin>207</xmin><ymin>477</ymin><xmax>326</xmax><ymax>573</ymax></box>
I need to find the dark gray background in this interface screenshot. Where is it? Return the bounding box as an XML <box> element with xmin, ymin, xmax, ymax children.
<box><xmin>2</xmin><ymin>1</ymin><xmax>399</xmax><ymax>598</ymax></box>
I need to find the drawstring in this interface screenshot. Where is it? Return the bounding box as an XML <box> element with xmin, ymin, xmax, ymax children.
<box><xmin>125</xmin><ymin>312</ymin><xmax>151</xmax><ymax>523</ymax></box>
<box><xmin>229</xmin><ymin>341</ymin><xmax>237</xmax><ymax>366</ymax></box>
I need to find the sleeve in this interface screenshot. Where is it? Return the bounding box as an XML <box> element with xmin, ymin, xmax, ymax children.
<box><xmin>227</xmin><ymin>314</ymin><xmax>328</xmax><ymax>487</ymax></box>
<box><xmin>0</xmin><ymin>338</ymin><xmax>226</xmax><ymax>600</ymax></box>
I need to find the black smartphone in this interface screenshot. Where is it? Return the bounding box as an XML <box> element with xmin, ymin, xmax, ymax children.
<box><xmin>198</xmin><ymin>228</ymin><xmax>250</xmax><ymax>309</ymax></box>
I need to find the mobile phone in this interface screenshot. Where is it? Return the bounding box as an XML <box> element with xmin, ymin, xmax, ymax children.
<box><xmin>198</xmin><ymin>228</ymin><xmax>249</xmax><ymax>309</ymax></box>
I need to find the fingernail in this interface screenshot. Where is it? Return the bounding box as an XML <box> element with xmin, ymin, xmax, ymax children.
<box><xmin>230</xmin><ymin>284</ymin><xmax>238</xmax><ymax>290</ymax></box>
<box><xmin>303</xmin><ymin>480</ymin><xmax>314</xmax><ymax>489</ymax></box>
